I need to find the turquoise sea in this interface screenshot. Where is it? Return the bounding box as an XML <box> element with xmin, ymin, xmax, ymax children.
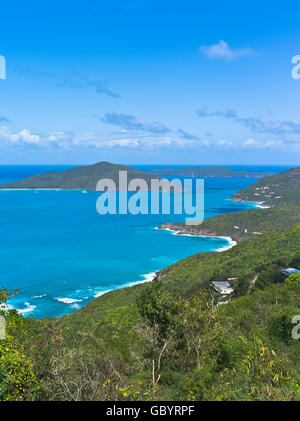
<box><xmin>0</xmin><ymin>165</ymin><xmax>292</xmax><ymax>318</ymax></box>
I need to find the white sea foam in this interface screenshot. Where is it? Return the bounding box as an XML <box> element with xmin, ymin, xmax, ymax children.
<box><xmin>32</xmin><ymin>294</ymin><xmax>46</xmax><ymax>299</ymax></box>
<box><xmin>125</xmin><ymin>272</ymin><xmax>157</xmax><ymax>288</ymax></box>
<box><xmin>254</xmin><ymin>204</ymin><xmax>272</xmax><ymax>209</ymax></box>
<box><xmin>18</xmin><ymin>302</ymin><xmax>37</xmax><ymax>314</ymax></box>
<box><xmin>55</xmin><ymin>297</ymin><xmax>83</xmax><ymax>304</ymax></box>
<box><xmin>234</xmin><ymin>200</ymin><xmax>271</xmax><ymax>210</ymax></box>
<box><xmin>140</xmin><ymin>272</ymin><xmax>157</xmax><ymax>283</ymax></box>
<box><xmin>94</xmin><ymin>290</ymin><xmax>112</xmax><ymax>298</ymax></box>
<box><xmin>93</xmin><ymin>272</ymin><xmax>157</xmax><ymax>298</ymax></box>
<box><xmin>4</xmin><ymin>302</ymin><xmax>37</xmax><ymax>315</ymax></box>
<box><xmin>156</xmin><ymin>226</ymin><xmax>237</xmax><ymax>251</ymax></box>
<box><xmin>155</xmin><ymin>226</ymin><xmax>181</xmax><ymax>235</ymax></box>
<box><xmin>214</xmin><ymin>237</ymin><xmax>237</xmax><ymax>252</ymax></box>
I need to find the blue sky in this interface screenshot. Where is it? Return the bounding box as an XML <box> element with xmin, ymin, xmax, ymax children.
<box><xmin>1</xmin><ymin>0</ymin><xmax>300</xmax><ymax>165</ymax></box>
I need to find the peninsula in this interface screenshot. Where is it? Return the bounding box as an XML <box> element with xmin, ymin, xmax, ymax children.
<box><xmin>229</xmin><ymin>166</ymin><xmax>300</xmax><ymax>206</ymax></box>
<box><xmin>149</xmin><ymin>165</ymin><xmax>275</xmax><ymax>178</ymax></box>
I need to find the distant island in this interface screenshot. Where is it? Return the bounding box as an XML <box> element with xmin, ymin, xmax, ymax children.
<box><xmin>230</xmin><ymin>166</ymin><xmax>300</xmax><ymax>206</ymax></box>
<box><xmin>149</xmin><ymin>165</ymin><xmax>276</xmax><ymax>178</ymax></box>
<box><xmin>0</xmin><ymin>161</ymin><xmax>165</xmax><ymax>191</ymax></box>
<box><xmin>0</xmin><ymin>163</ymin><xmax>278</xmax><ymax>191</ymax></box>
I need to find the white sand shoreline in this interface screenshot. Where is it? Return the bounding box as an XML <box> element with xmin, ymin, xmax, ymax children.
<box><xmin>155</xmin><ymin>226</ymin><xmax>237</xmax><ymax>251</ymax></box>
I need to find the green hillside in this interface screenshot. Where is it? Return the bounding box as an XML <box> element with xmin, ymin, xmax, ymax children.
<box><xmin>230</xmin><ymin>166</ymin><xmax>300</xmax><ymax>206</ymax></box>
<box><xmin>158</xmin><ymin>205</ymin><xmax>300</xmax><ymax>242</ymax></box>
<box><xmin>3</xmin><ymin>223</ymin><xmax>300</xmax><ymax>401</ymax></box>
<box><xmin>0</xmin><ymin>161</ymin><xmax>163</xmax><ymax>191</ymax></box>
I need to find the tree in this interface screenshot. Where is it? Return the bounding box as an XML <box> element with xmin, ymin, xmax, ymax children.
<box><xmin>136</xmin><ymin>281</ymin><xmax>182</xmax><ymax>394</ymax></box>
<box><xmin>180</xmin><ymin>292</ymin><xmax>217</xmax><ymax>368</ymax></box>
<box><xmin>285</xmin><ymin>272</ymin><xmax>300</xmax><ymax>288</ymax></box>
<box><xmin>290</xmin><ymin>253</ymin><xmax>300</xmax><ymax>269</ymax></box>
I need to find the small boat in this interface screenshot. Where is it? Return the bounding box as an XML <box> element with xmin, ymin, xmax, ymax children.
<box><xmin>82</xmin><ymin>190</ymin><xmax>87</xmax><ymax>194</ymax></box>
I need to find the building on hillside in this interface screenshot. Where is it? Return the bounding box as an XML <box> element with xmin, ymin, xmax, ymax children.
<box><xmin>211</xmin><ymin>281</ymin><xmax>234</xmax><ymax>295</ymax></box>
<box><xmin>281</xmin><ymin>268</ymin><xmax>300</xmax><ymax>277</ymax></box>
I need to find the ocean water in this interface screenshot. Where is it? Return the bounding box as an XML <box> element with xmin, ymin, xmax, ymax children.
<box><xmin>0</xmin><ymin>165</ymin><xmax>291</xmax><ymax>319</ymax></box>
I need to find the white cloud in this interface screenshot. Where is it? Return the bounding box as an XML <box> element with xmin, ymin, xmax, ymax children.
<box><xmin>242</xmin><ymin>138</ymin><xmax>283</xmax><ymax>149</ymax></box>
<box><xmin>0</xmin><ymin>126</ymin><xmax>40</xmax><ymax>144</ymax></box>
<box><xmin>0</xmin><ymin>123</ymin><xmax>288</xmax><ymax>155</ymax></box>
<box><xmin>48</xmin><ymin>131</ymin><xmax>65</xmax><ymax>141</ymax></box>
<box><xmin>108</xmin><ymin>138</ymin><xmax>141</xmax><ymax>148</ymax></box>
<box><xmin>0</xmin><ymin>126</ymin><xmax>68</xmax><ymax>148</ymax></box>
<box><xmin>265</xmin><ymin>140</ymin><xmax>283</xmax><ymax>147</ymax></box>
<box><xmin>242</xmin><ymin>138</ymin><xmax>261</xmax><ymax>147</ymax></box>
<box><xmin>217</xmin><ymin>139</ymin><xmax>232</xmax><ymax>147</ymax></box>
<box><xmin>200</xmin><ymin>139</ymin><xmax>210</xmax><ymax>146</ymax></box>
<box><xmin>70</xmin><ymin>131</ymin><xmax>206</xmax><ymax>150</ymax></box>
<box><xmin>199</xmin><ymin>40</ymin><xmax>256</xmax><ymax>60</ymax></box>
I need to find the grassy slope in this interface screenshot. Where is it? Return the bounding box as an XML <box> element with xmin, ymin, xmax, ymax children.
<box><xmin>230</xmin><ymin>166</ymin><xmax>300</xmax><ymax>206</ymax></box>
<box><xmin>158</xmin><ymin>205</ymin><xmax>300</xmax><ymax>242</ymax></box>
<box><xmin>158</xmin><ymin>223</ymin><xmax>300</xmax><ymax>296</ymax></box>
<box><xmin>19</xmin><ymin>223</ymin><xmax>300</xmax><ymax>400</ymax></box>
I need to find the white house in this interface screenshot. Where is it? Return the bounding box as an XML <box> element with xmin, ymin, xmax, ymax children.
<box><xmin>211</xmin><ymin>281</ymin><xmax>234</xmax><ymax>295</ymax></box>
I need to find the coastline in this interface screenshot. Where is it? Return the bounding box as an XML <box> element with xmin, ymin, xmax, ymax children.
<box><xmin>6</xmin><ymin>271</ymin><xmax>159</xmax><ymax>317</ymax></box>
<box><xmin>2</xmin><ymin>189</ymin><xmax>259</xmax><ymax>318</ymax></box>
<box><xmin>6</xmin><ymin>225</ymin><xmax>235</xmax><ymax>317</ymax></box>
<box><xmin>93</xmin><ymin>271</ymin><xmax>158</xmax><ymax>299</ymax></box>
<box><xmin>253</xmin><ymin>203</ymin><xmax>272</xmax><ymax>209</ymax></box>
<box><xmin>89</xmin><ymin>226</ymin><xmax>237</xmax><ymax>304</ymax></box>
<box><xmin>156</xmin><ymin>225</ymin><xmax>237</xmax><ymax>252</ymax></box>
<box><xmin>228</xmin><ymin>197</ymin><xmax>272</xmax><ymax>209</ymax></box>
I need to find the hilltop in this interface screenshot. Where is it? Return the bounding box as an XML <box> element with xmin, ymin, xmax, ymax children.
<box><xmin>0</xmin><ymin>161</ymin><xmax>164</xmax><ymax>191</ymax></box>
<box><xmin>149</xmin><ymin>165</ymin><xmax>275</xmax><ymax>178</ymax></box>
<box><xmin>230</xmin><ymin>166</ymin><xmax>300</xmax><ymax>206</ymax></box>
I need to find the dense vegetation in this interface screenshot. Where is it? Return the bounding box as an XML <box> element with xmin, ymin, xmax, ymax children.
<box><xmin>1</xmin><ymin>223</ymin><xmax>300</xmax><ymax>400</ymax></box>
<box><xmin>158</xmin><ymin>223</ymin><xmax>300</xmax><ymax>296</ymax></box>
<box><xmin>158</xmin><ymin>205</ymin><xmax>300</xmax><ymax>242</ymax></box>
<box><xmin>230</xmin><ymin>166</ymin><xmax>300</xmax><ymax>206</ymax></box>
<box><xmin>0</xmin><ymin>289</ymin><xmax>37</xmax><ymax>400</ymax></box>
<box><xmin>149</xmin><ymin>165</ymin><xmax>274</xmax><ymax>178</ymax></box>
